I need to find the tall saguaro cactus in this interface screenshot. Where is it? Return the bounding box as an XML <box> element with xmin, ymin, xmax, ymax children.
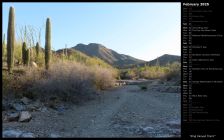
<box><xmin>7</xmin><ymin>7</ymin><xmax>15</xmax><ymax>74</ymax></box>
<box><xmin>45</xmin><ymin>18</ymin><xmax>51</xmax><ymax>70</ymax></box>
<box><xmin>22</xmin><ymin>42</ymin><xmax>27</xmax><ymax>65</ymax></box>
<box><xmin>25</xmin><ymin>48</ymin><xmax>30</xmax><ymax>66</ymax></box>
<box><xmin>35</xmin><ymin>42</ymin><xmax>40</xmax><ymax>58</ymax></box>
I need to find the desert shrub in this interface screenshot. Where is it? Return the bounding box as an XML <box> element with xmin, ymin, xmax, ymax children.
<box><xmin>93</xmin><ymin>66</ymin><xmax>117</xmax><ymax>90</ymax></box>
<box><xmin>2</xmin><ymin>70</ymin><xmax>15</xmax><ymax>95</ymax></box>
<box><xmin>2</xmin><ymin>66</ymin><xmax>30</xmax><ymax>98</ymax></box>
<box><xmin>35</xmin><ymin>51</ymin><xmax>45</xmax><ymax>67</ymax></box>
<box><xmin>121</xmin><ymin>69</ymin><xmax>137</xmax><ymax>80</ymax></box>
<box><xmin>165</xmin><ymin>62</ymin><xmax>181</xmax><ymax>81</ymax></box>
<box><xmin>23</xmin><ymin>61</ymin><xmax>94</xmax><ymax>102</ymax></box>
<box><xmin>138</xmin><ymin>64</ymin><xmax>181</xmax><ymax>81</ymax></box>
<box><xmin>139</xmin><ymin>66</ymin><xmax>169</xmax><ymax>79</ymax></box>
<box><xmin>13</xmin><ymin>42</ymin><xmax>23</xmax><ymax>65</ymax></box>
<box><xmin>120</xmin><ymin>66</ymin><xmax>170</xmax><ymax>80</ymax></box>
<box><xmin>16</xmin><ymin>60</ymin><xmax>117</xmax><ymax>102</ymax></box>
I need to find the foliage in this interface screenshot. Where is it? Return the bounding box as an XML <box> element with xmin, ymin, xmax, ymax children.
<box><xmin>120</xmin><ymin>62</ymin><xmax>180</xmax><ymax>80</ymax></box>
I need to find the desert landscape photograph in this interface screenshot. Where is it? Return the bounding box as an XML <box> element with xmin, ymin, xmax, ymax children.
<box><xmin>2</xmin><ymin>2</ymin><xmax>181</xmax><ymax>138</ymax></box>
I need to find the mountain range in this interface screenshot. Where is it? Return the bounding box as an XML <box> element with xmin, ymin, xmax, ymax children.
<box><xmin>143</xmin><ymin>54</ymin><xmax>181</xmax><ymax>66</ymax></box>
<box><xmin>56</xmin><ymin>43</ymin><xmax>180</xmax><ymax>68</ymax></box>
<box><xmin>72</xmin><ymin>43</ymin><xmax>146</xmax><ymax>67</ymax></box>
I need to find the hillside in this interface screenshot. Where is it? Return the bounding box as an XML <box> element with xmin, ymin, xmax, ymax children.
<box><xmin>56</xmin><ymin>48</ymin><xmax>114</xmax><ymax>69</ymax></box>
<box><xmin>142</xmin><ymin>54</ymin><xmax>180</xmax><ymax>67</ymax></box>
<box><xmin>71</xmin><ymin>43</ymin><xmax>145</xmax><ymax>68</ymax></box>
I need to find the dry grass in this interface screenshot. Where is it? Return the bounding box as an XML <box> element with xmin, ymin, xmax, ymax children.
<box><xmin>93</xmin><ymin>66</ymin><xmax>117</xmax><ymax>90</ymax></box>
<box><xmin>8</xmin><ymin>61</ymin><xmax>118</xmax><ymax>102</ymax></box>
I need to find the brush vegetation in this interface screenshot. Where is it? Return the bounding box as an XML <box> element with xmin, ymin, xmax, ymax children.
<box><xmin>120</xmin><ymin>62</ymin><xmax>180</xmax><ymax>81</ymax></box>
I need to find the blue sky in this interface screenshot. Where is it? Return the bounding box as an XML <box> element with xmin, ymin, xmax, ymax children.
<box><xmin>3</xmin><ymin>2</ymin><xmax>180</xmax><ymax>61</ymax></box>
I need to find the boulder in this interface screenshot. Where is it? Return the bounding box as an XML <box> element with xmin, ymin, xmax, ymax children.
<box><xmin>26</xmin><ymin>104</ymin><xmax>37</xmax><ymax>111</ymax></box>
<box><xmin>26</xmin><ymin>101</ymin><xmax>42</xmax><ymax>111</ymax></box>
<box><xmin>18</xmin><ymin>111</ymin><xmax>32</xmax><ymax>122</ymax></box>
<box><xmin>31</xmin><ymin>61</ymin><xmax>38</xmax><ymax>68</ymax></box>
<box><xmin>12</xmin><ymin>103</ymin><xmax>26</xmax><ymax>111</ymax></box>
<box><xmin>7</xmin><ymin>112</ymin><xmax>19</xmax><ymax>122</ymax></box>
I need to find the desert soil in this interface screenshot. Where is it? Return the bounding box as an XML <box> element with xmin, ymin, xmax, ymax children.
<box><xmin>3</xmin><ymin>79</ymin><xmax>181</xmax><ymax>138</ymax></box>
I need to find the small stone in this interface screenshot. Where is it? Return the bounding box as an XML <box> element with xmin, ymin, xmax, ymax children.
<box><xmin>27</xmin><ymin>101</ymin><xmax>42</xmax><ymax>111</ymax></box>
<box><xmin>27</xmin><ymin>104</ymin><xmax>37</xmax><ymax>111</ymax></box>
<box><xmin>12</xmin><ymin>103</ymin><xmax>26</xmax><ymax>111</ymax></box>
<box><xmin>143</xmin><ymin>126</ymin><xmax>154</xmax><ymax>132</ymax></box>
<box><xmin>19</xmin><ymin>111</ymin><xmax>32</xmax><ymax>122</ymax></box>
<box><xmin>20</xmin><ymin>97</ymin><xmax>31</xmax><ymax>105</ymax></box>
<box><xmin>33</xmin><ymin>101</ymin><xmax>42</xmax><ymax>107</ymax></box>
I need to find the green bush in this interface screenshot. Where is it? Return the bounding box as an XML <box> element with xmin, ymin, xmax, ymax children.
<box><xmin>165</xmin><ymin>62</ymin><xmax>181</xmax><ymax>81</ymax></box>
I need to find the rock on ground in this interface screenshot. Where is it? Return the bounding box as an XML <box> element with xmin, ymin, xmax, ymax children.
<box><xmin>18</xmin><ymin>111</ymin><xmax>32</xmax><ymax>122</ymax></box>
<box><xmin>31</xmin><ymin>61</ymin><xmax>38</xmax><ymax>68</ymax></box>
<box><xmin>7</xmin><ymin>112</ymin><xmax>19</xmax><ymax>122</ymax></box>
<box><xmin>20</xmin><ymin>97</ymin><xmax>31</xmax><ymax>105</ymax></box>
<box><xmin>12</xmin><ymin>103</ymin><xmax>26</xmax><ymax>111</ymax></box>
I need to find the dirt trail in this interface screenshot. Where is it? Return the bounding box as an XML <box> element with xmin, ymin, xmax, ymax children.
<box><xmin>3</xmin><ymin>79</ymin><xmax>181</xmax><ymax>138</ymax></box>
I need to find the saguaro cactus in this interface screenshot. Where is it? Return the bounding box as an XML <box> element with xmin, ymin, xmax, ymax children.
<box><xmin>7</xmin><ymin>7</ymin><xmax>15</xmax><ymax>74</ymax></box>
<box><xmin>30</xmin><ymin>47</ymin><xmax>33</xmax><ymax>61</ymax></box>
<box><xmin>45</xmin><ymin>18</ymin><xmax>51</xmax><ymax>70</ymax></box>
<box><xmin>35</xmin><ymin>42</ymin><xmax>40</xmax><ymax>58</ymax></box>
<box><xmin>25</xmin><ymin>48</ymin><xmax>30</xmax><ymax>66</ymax></box>
<box><xmin>22</xmin><ymin>42</ymin><xmax>27</xmax><ymax>65</ymax></box>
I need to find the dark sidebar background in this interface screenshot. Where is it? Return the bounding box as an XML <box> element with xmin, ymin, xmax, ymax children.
<box><xmin>181</xmin><ymin>0</ymin><xmax>223</xmax><ymax>138</ymax></box>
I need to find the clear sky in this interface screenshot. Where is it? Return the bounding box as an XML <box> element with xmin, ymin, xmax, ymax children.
<box><xmin>3</xmin><ymin>2</ymin><xmax>180</xmax><ymax>61</ymax></box>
